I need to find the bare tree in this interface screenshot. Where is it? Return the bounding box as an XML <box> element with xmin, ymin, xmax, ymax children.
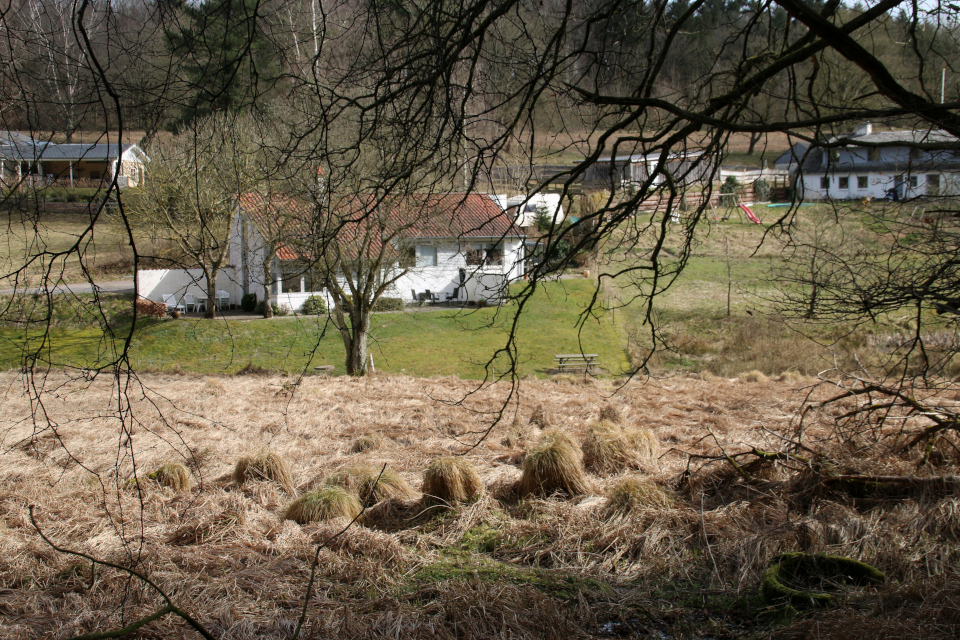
<box><xmin>131</xmin><ymin>112</ymin><xmax>265</xmax><ymax>318</ymax></box>
<box><xmin>307</xmin><ymin>193</ymin><xmax>443</xmax><ymax>376</ymax></box>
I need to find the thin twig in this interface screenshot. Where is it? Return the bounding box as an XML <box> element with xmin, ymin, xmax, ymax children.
<box><xmin>29</xmin><ymin>506</ymin><xmax>215</xmax><ymax>640</ymax></box>
<box><xmin>291</xmin><ymin>463</ymin><xmax>386</xmax><ymax>639</ymax></box>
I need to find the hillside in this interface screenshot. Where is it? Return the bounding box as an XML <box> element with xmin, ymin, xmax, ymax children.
<box><xmin>2</xmin><ymin>371</ymin><xmax>957</xmax><ymax>639</ymax></box>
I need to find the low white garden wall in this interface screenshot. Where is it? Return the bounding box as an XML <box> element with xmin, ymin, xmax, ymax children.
<box><xmin>137</xmin><ymin>267</ymin><xmax>243</xmax><ymax>307</ymax></box>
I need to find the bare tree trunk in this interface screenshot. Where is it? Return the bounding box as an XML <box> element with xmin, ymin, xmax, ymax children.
<box><xmin>205</xmin><ymin>271</ymin><xmax>218</xmax><ymax>319</ymax></box>
<box><xmin>262</xmin><ymin>257</ymin><xmax>274</xmax><ymax>318</ymax></box>
<box><xmin>343</xmin><ymin>308</ymin><xmax>370</xmax><ymax>376</ymax></box>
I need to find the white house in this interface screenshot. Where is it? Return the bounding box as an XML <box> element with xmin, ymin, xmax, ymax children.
<box><xmin>234</xmin><ymin>192</ymin><xmax>527</xmax><ymax>312</ymax></box>
<box><xmin>505</xmin><ymin>193</ymin><xmax>565</xmax><ymax>227</ymax></box>
<box><xmin>799</xmin><ymin>123</ymin><xmax>960</xmax><ymax>200</ymax></box>
<box><xmin>0</xmin><ymin>133</ymin><xmax>148</xmax><ymax>188</ymax></box>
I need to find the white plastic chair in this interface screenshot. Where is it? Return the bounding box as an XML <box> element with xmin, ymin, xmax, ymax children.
<box><xmin>184</xmin><ymin>293</ymin><xmax>205</xmax><ymax>312</ymax></box>
<box><xmin>215</xmin><ymin>289</ymin><xmax>230</xmax><ymax>310</ymax></box>
<box><xmin>162</xmin><ymin>294</ymin><xmax>185</xmax><ymax>314</ymax></box>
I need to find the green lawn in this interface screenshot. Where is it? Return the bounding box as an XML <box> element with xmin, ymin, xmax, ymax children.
<box><xmin>0</xmin><ymin>279</ymin><xmax>628</xmax><ymax>378</ymax></box>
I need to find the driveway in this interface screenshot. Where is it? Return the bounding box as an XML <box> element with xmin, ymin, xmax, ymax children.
<box><xmin>0</xmin><ymin>277</ymin><xmax>135</xmax><ymax>296</ymax></box>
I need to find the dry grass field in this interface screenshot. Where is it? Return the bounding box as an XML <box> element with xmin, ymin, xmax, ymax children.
<box><xmin>2</xmin><ymin>370</ymin><xmax>959</xmax><ymax>639</ymax></box>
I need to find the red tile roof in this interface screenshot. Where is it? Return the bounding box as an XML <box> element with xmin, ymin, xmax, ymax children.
<box><xmin>237</xmin><ymin>192</ymin><xmax>524</xmax><ymax>261</ymax></box>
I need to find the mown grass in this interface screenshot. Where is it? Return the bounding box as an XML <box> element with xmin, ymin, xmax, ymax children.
<box><xmin>0</xmin><ymin>279</ymin><xmax>627</xmax><ymax>378</ymax></box>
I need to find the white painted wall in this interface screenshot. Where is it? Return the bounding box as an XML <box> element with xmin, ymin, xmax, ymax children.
<box><xmin>392</xmin><ymin>238</ymin><xmax>524</xmax><ymax>302</ymax></box>
<box><xmin>506</xmin><ymin>194</ymin><xmax>564</xmax><ymax>227</ymax></box>
<box><xmin>800</xmin><ymin>171</ymin><xmax>953</xmax><ymax>200</ymax></box>
<box><xmin>137</xmin><ymin>267</ymin><xmax>242</xmax><ymax>307</ymax></box>
<box><xmin>231</xmin><ymin>210</ymin><xmax>526</xmax><ymax>311</ymax></box>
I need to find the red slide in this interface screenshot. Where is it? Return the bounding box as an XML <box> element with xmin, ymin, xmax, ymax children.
<box><xmin>739</xmin><ymin>202</ymin><xmax>762</xmax><ymax>224</ymax></box>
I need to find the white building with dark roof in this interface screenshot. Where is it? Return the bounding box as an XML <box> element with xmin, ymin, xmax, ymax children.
<box><xmin>0</xmin><ymin>135</ymin><xmax>147</xmax><ymax>187</ymax></box>
<box><xmin>799</xmin><ymin>123</ymin><xmax>960</xmax><ymax>200</ymax></box>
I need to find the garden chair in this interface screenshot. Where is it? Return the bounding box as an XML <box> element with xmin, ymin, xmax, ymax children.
<box><xmin>184</xmin><ymin>293</ymin><xmax>205</xmax><ymax>313</ymax></box>
<box><xmin>443</xmin><ymin>286</ymin><xmax>462</xmax><ymax>305</ymax></box>
<box><xmin>162</xmin><ymin>294</ymin><xmax>185</xmax><ymax>314</ymax></box>
<box><xmin>215</xmin><ymin>290</ymin><xmax>230</xmax><ymax>310</ymax></box>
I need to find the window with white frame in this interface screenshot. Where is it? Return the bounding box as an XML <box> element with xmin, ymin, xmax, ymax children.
<box><xmin>416</xmin><ymin>245</ymin><xmax>437</xmax><ymax>267</ymax></box>
<box><xmin>857</xmin><ymin>176</ymin><xmax>868</xmax><ymax>189</ymax></box>
<box><xmin>908</xmin><ymin>175</ymin><xmax>918</xmax><ymax>188</ymax></box>
<box><xmin>820</xmin><ymin>176</ymin><xmax>829</xmax><ymax>190</ymax></box>
<box><xmin>838</xmin><ymin>176</ymin><xmax>849</xmax><ymax>190</ymax></box>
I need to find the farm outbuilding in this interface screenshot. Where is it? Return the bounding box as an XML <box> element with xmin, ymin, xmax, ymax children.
<box><xmin>583</xmin><ymin>150</ymin><xmax>716</xmax><ymax>188</ymax></box>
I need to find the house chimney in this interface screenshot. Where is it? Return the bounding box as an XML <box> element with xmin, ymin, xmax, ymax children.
<box><xmin>855</xmin><ymin>122</ymin><xmax>873</xmax><ymax>136</ymax></box>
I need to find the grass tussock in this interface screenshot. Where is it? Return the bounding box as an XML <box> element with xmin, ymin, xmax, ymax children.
<box><xmin>148</xmin><ymin>462</ymin><xmax>193</xmax><ymax>492</ymax></box>
<box><xmin>606</xmin><ymin>477</ymin><xmax>673</xmax><ymax>515</ymax></box>
<box><xmin>738</xmin><ymin>369</ymin><xmax>770</xmax><ymax>383</ymax></box>
<box><xmin>323</xmin><ymin>465</ymin><xmax>417</xmax><ymax>503</ymax></box>
<box><xmin>519</xmin><ymin>428</ymin><xmax>590</xmax><ymax>497</ymax></box>
<box><xmin>284</xmin><ymin>485</ymin><xmax>362</xmax><ymax>524</ymax></box>
<box><xmin>233</xmin><ymin>450</ymin><xmax>295</xmax><ymax>494</ymax></box>
<box><xmin>422</xmin><ymin>456</ymin><xmax>483</xmax><ymax>504</ymax></box>
<box><xmin>777</xmin><ymin>370</ymin><xmax>806</xmax><ymax>384</ymax></box>
<box><xmin>349</xmin><ymin>433</ymin><xmax>384</xmax><ymax>454</ymax></box>
<box><xmin>582</xmin><ymin>421</ymin><xmax>661</xmax><ymax>475</ymax></box>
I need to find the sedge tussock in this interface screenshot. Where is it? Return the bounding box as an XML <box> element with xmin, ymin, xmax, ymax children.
<box><xmin>233</xmin><ymin>450</ymin><xmax>295</xmax><ymax>494</ymax></box>
<box><xmin>606</xmin><ymin>477</ymin><xmax>673</xmax><ymax>514</ymax></box>
<box><xmin>777</xmin><ymin>370</ymin><xmax>806</xmax><ymax>384</ymax></box>
<box><xmin>422</xmin><ymin>456</ymin><xmax>483</xmax><ymax>504</ymax></box>
<box><xmin>6</xmin><ymin>371</ymin><xmax>960</xmax><ymax>638</ymax></box>
<box><xmin>738</xmin><ymin>370</ymin><xmax>770</xmax><ymax>383</ymax></box>
<box><xmin>349</xmin><ymin>433</ymin><xmax>384</xmax><ymax>454</ymax></box>
<box><xmin>284</xmin><ymin>485</ymin><xmax>362</xmax><ymax>524</ymax></box>
<box><xmin>323</xmin><ymin>465</ymin><xmax>417</xmax><ymax>503</ymax></box>
<box><xmin>148</xmin><ymin>462</ymin><xmax>193</xmax><ymax>492</ymax></box>
<box><xmin>582</xmin><ymin>421</ymin><xmax>661</xmax><ymax>475</ymax></box>
<box><xmin>519</xmin><ymin>428</ymin><xmax>590</xmax><ymax>497</ymax></box>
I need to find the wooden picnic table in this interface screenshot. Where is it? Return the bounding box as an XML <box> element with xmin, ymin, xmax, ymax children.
<box><xmin>554</xmin><ymin>353</ymin><xmax>599</xmax><ymax>371</ymax></box>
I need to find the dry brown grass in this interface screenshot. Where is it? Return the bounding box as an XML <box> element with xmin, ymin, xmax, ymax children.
<box><xmin>519</xmin><ymin>428</ymin><xmax>591</xmax><ymax>497</ymax></box>
<box><xmin>605</xmin><ymin>476</ymin><xmax>673</xmax><ymax>514</ymax></box>
<box><xmin>739</xmin><ymin>369</ymin><xmax>770</xmax><ymax>383</ymax></box>
<box><xmin>349</xmin><ymin>433</ymin><xmax>384</xmax><ymax>454</ymax></box>
<box><xmin>502</xmin><ymin>417</ymin><xmax>538</xmax><ymax>449</ymax></box>
<box><xmin>528</xmin><ymin>403</ymin><xmax>550</xmax><ymax>428</ymax></box>
<box><xmin>284</xmin><ymin>486</ymin><xmax>362</xmax><ymax>524</ymax></box>
<box><xmin>0</xmin><ymin>371</ymin><xmax>957</xmax><ymax>639</ymax></box>
<box><xmin>233</xmin><ymin>450</ymin><xmax>296</xmax><ymax>494</ymax></box>
<box><xmin>148</xmin><ymin>462</ymin><xmax>193</xmax><ymax>492</ymax></box>
<box><xmin>323</xmin><ymin>465</ymin><xmax>418</xmax><ymax>503</ymax></box>
<box><xmin>598</xmin><ymin>404</ymin><xmax>622</xmax><ymax>424</ymax></box>
<box><xmin>582</xmin><ymin>420</ymin><xmax>660</xmax><ymax>475</ymax></box>
<box><xmin>422</xmin><ymin>456</ymin><xmax>484</xmax><ymax>504</ymax></box>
